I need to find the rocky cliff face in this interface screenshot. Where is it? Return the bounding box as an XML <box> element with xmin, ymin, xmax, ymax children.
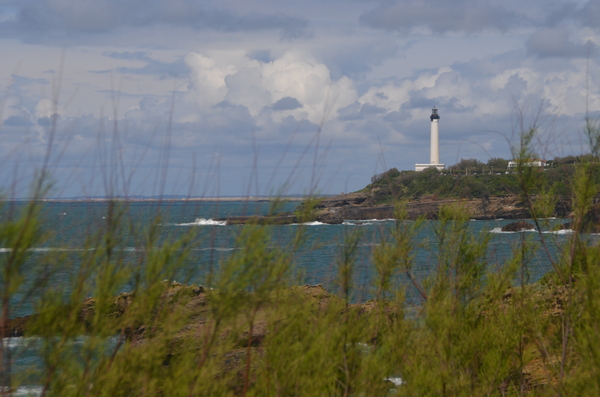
<box><xmin>214</xmin><ymin>193</ymin><xmax>572</xmax><ymax>225</ymax></box>
<box><xmin>312</xmin><ymin>192</ymin><xmax>571</xmax><ymax>222</ymax></box>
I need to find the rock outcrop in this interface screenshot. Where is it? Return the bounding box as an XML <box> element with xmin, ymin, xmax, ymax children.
<box><xmin>6</xmin><ymin>281</ymin><xmax>576</xmax><ymax>393</ymax></box>
<box><xmin>501</xmin><ymin>221</ymin><xmax>536</xmax><ymax>232</ymax></box>
<box><xmin>556</xmin><ymin>203</ymin><xmax>600</xmax><ymax>233</ymax></box>
<box><xmin>309</xmin><ymin>192</ymin><xmax>571</xmax><ymax>222</ymax></box>
<box><xmin>216</xmin><ymin>214</ymin><xmax>300</xmax><ymax>225</ymax></box>
<box><xmin>216</xmin><ymin>192</ymin><xmax>573</xmax><ymax>225</ymax></box>
<box><xmin>0</xmin><ymin>315</ymin><xmax>37</xmax><ymax>337</ymax></box>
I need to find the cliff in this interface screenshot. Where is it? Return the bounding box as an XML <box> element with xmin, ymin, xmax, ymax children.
<box><xmin>212</xmin><ymin>193</ymin><xmax>571</xmax><ymax>225</ymax></box>
<box><xmin>311</xmin><ymin>192</ymin><xmax>571</xmax><ymax>222</ymax></box>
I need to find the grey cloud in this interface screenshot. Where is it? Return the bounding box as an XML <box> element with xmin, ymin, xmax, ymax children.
<box><xmin>9</xmin><ymin>74</ymin><xmax>48</xmax><ymax>89</ymax></box>
<box><xmin>402</xmin><ymin>92</ymin><xmax>436</xmax><ymax>110</ymax></box>
<box><xmin>359</xmin><ymin>103</ymin><xmax>387</xmax><ymax>115</ymax></box>
<box><xmin>444</xmin><ymin>97</ymin><xmax>476</xmax><ymax>114</ymax></box>
<box><xmin>338</xmin><ymin>102</ymin><xmax>388</xmax><ymax>121</ymax></box>
<box><xmin>543</xmin><ymin>3</ymin><xmax>577</xmax><ymax>28</ymax></box>
<box><xmin>104</xmin><ymin>51</ymin><xmax>149</xmax><ymax>61</ymax></box>
<box><xmin>92</xmin><ymin>52</ymin><xmax>188</xmax><ymax>79</ymax></box>
<box><xmin>214</xmin><ymin>100</ymin><xmax>236</xmax><ymax>109</ymax></box>
<box><xmin>402</xmin><ymin>94</ymin><xmax>474</xmax><ymax>113</ymax></box>
<box><xmin>526</xmin><ymin>28</ymin><xmax>594</xmax><ymax>58</ymax></box>
<box><xmin>359</xmin><ymin>0</ymin><xmax>526</xmax><ymax>34</ymax></box>
<box><xmin>37</xmin><ymin>117</ymin><xmax>52</xmax><ymax>126</ymax></box>
<box><xmin>383</xmin><ymin>109</ymin><xmax>411</xmax><ymax>123</ymax></box>
<box><xmin>275</xmin><ymin>115</ymin><xmax>319</xmax><ymax>136</ymax></box>
<box><xmin>1</xmin><ymin>0</ymin><xmax>309</xmax><ymax>41</ymax></box>
<box><xmin>355</xmin><ymin>119</ymin><xmax>393</xmax><ymax>140</ymax></box>
<box><xmin>115</xmin><ymin>60</ymin><xmax>188</xmax><ymax>79</ymax></box>
<box><xmin>271</xmin><ymin>97</ymin><xmax>302</xmax><ymax>111</ymax></box>
<box><xmin>337</xmin><ymin>103</ymin><xmax>362</xmax><ymax>121</ymax></box>
<box><xmin>318</xmin><ymin>40</ymin><xmax>399</xmax><ymax>80</ymax></box>
<box><xmin>2</xmin><ymin>115</ymin><xmax>32</xmax><ymax>127</ymax></box>
<box><xmin>541</xmin><ymin>1</ymin><xmax>600</xmax><ymax>31</ymax></box>
<box><xmin>247</xmin><ymin>50</ymin><xmax>273</xmax><ymax>64</ymax></box>
<box><xmin>578</xmin><ymin>0</ymin><xmax>600</xmax><ymax>29</ymax></box>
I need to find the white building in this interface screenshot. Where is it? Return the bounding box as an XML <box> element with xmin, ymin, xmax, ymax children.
<box><xmin>507</xmin><ymin>159</ymin><xmax>547</xmax><ymax>169</ymax></box>
<box><xmin>415</xmin><ymin>107</ymin><xmax>445</xmax><ymax>172</ymax></box>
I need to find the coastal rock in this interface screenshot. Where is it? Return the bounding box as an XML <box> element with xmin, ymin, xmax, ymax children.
<box><xmin>556</xmin><ymin>204</ymin><xmax>600</xmax><ymax>233</ymax></box>
<box><xmin>309</xmin><ymin>192</ymin><xmax>571</xmax><ymax>222</ymax></box>
<box><xmin>0</xmin><ymin>315</ymin><xmax>37</xmax><ymax>337</ymax></box>
<box><xmin>217</xmin><ymin>211</ymin><xmax>344</xmax><ymax>225</ymax></box>
<box><xmin>315</xmin><ymin>193</ymin><xmax>371</xmax><ymax>209</ymax></box>
<box><xmin>501</xmin><ymin>221</ymin><xmax>536</xmax><ymax>232</ymax></box>
<box><xmin>315</xmin><ymin>210</ymin><xmax>343</xmax><ymax>224</ymax></box>
<box><xmin>216</xmin><ymin>214</ymin><xmax>300</xmax><ymax>225</ymax></box>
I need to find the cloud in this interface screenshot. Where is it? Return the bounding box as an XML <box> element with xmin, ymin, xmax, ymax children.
<box><xmin>9</xmin><ymin>74</ymin><xmax>49</xmax><ymax>90</ymax></box>
<box><xmin>526</xmin><ymin>27</ymin><xmax>594</xmax><ymax>58</ymax></box>
<box><xmin>182</xmin><ymin>51</ymin><xmax>358</xmax><ymax>125</ymax></box>
<box><xmin>317</xmin><ymin>40</ymin><xmax>400</xmax><ymax>80</ymax></box>
<box><xmin>272</xmin><ymin>97</ymin><xmax>302</xmax><ymax>111</ymax></box>
<box><xmin>93</xmin><ymin>51</ymin><xmax>189</xmax><ymax>78</ymax></box>
<box><xmin>104</xmin><ymin>51</ymin><xmax>149</xmax><ymax>61</ymax></box>
<box><xmin>578</xmin><ymin>0</ymin><xmax>600</xmax><ymax>30</ymax></box>
<box><xmin>3</xmin><ymin>32</ymin><xmax>600</xmax><ymax>197</ymax></box>
<box><xmin>359</xmin><ymin>0</ymin><xmax>525</xmax><ymax>34</ymax></box>
<box><xmin>0</xmin><ymin>0</ymin><xmax>310</xmax><ymax>42</ymax></box>
<box><xmin>2</xmin><ymin>115</ymin><xmax>32</xmax><ymax>127</ymax></box>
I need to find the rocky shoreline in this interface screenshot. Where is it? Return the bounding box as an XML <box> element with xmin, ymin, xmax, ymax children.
<box><xmin>312</xmin><ymin>192</ymin><xmax>573</xmax><ymax>222</ymax></box>
<box><xmin>216</xmin><ymin>192</ymin><xmax>572</xmax><ymax>225</ymax></box>
<box><xmin>3</xmin><ymin>280</ymin><xmax>573</xmax><ymax>394</ymax></box>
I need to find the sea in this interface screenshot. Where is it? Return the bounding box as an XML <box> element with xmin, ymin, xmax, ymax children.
<box><xmin>0</xmin><ymin>200</ymin><xmax>584</xmax><ymax>394</ymax></box>
<box><xmin>1</xmin><ymin>200</ymin><xmax>581</xmax><ymax>315</ymax></box>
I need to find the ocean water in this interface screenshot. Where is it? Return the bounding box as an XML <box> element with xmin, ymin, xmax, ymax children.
<box><xmin>0</xmin><ymin>200</ymin><xmax>589</xmax><ymax>394</ymax></box>
<box><xmin>0</xmin><ymin>200</ymin><xmax>581</xmax><ymax>317</ymax></box>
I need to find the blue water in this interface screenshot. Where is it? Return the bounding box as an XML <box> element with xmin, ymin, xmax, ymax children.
<box><xmin>0</xmin><ymin>200</ymin><xmax>586</xmax><ymax>393</ymax></box>
<box><xmin>0</xmin><ymin>200</ymin><xmax>579</xmax><ymax>316</ymax></box>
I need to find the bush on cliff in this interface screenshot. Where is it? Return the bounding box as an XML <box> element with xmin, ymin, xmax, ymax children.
<box><xmin>366</xmin><ymin>155</ymin><xmax>600</xmax><ymax>204</ymax></box>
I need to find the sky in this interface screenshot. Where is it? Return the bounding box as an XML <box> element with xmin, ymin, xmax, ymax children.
<box><xmin>1</xmin><ymin>0</ymin><xmax>599</xmax><ymax>198</ymax></box>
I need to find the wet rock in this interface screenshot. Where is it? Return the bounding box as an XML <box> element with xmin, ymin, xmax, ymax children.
<box><xmin>0</xmin><ymin>315</ymin><xmax>37</xmax><ymax>337</ymax></box>
<box><xmin>501</xmin><ymin>221</ymin><xmax>536</xmax><ymax>232</ymax></box>
<box><xmin>315</xmin><ymin>211</ymin><xmax>343</xmax><ymax>224</ymax></box>
<box><xmin>558</xmin><ymin>204</ymin><xmax>600</xmax><ymax>233</ymax></box>
<box><xmin>308</xmin><ymin>191</ymin><xmax>572</xmax><ymax>222</ymax></box>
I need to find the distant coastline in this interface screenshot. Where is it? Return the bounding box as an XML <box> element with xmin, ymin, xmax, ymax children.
<box><xmin>1</xmin><ymin>196</ymin><xmax>308</xmax><ymax>203</ymax></box>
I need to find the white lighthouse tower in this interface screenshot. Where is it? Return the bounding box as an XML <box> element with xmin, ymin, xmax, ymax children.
<box><xmin>415</xmin><ymin>107</ymin><xmax>445</xmax><ymax>171</ymax></box>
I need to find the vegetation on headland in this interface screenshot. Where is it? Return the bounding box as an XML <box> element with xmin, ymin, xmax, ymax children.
<box><xmin>3</xmin><ymin>118</ymin><xmax>600</xmax><ymax>396</ymax></box>
<box><xmin>365</xmin><ymin>154</ymin><xmax>600</xmax><ymax>204</ymax></box>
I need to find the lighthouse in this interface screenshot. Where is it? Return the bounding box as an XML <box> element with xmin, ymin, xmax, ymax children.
<box><xmin>415</xmin><ymin>107</ymin><xmax>445</xmax><ymax>172</ymax></box>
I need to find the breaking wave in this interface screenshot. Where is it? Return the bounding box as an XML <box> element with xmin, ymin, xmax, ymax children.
<box><xmin>489</xmin><ymin>227</ymin><xmax>538</xmax><ymax>234</ymax></box>
<box><xmin>0</xmin><ymin>247</ymin><xmax>90</xmax><ymax>253</ymax></box>
<box><xmin>343</xmin><ymin>221</ymin><xmax>374</xmax><ymax>226</ymax></box>
<box><xmin>542</xmin><ymin>229</ymin><xmax>574</xmax><ymax>235</ymax></box>
<box><xmin>0</xmin><ymin>386</ymin><xmax>42</xmax><ymax>396</ymax></box>
<box><xmin>343</xmin><ymin>219</ymin><xmax>396</xmax><ymax>226</ymax></box>
<box><xmin>490</xmin><ymin>227</ymin><xmax>575</xmax><ymax>235</ymax></box>
<box><xmin>175</xmin><ymin>218</ymin><xmax>227</xmax><ymax>226</ymax></box>
<box><xmin>289</xmin><ymin>221</ymin><xmax>327</xmax><ymax>226</ymax></box>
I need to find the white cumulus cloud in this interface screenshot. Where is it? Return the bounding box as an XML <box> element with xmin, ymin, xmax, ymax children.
<box><xmin>183</xmin><ymin>51</ymin><xmax>357</xmax><ymax>125</ymax></box>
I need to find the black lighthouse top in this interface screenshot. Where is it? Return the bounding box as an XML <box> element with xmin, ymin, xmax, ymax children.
<box><xmin>430</xmin><ymin>107</ymin><xmax>440</xmax><ymax>121</ymax></box>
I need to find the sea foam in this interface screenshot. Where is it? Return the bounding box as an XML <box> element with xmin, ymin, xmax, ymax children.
<box><xmin>489</xmin><ymin>227</ymin><xmax>538</xmax><ymax>234</ymax></box>
<box><xmin>176</xmin><ymin>218</ymin><xmax>227</xmax><ymax>226</ymax></box>
<box><xmin>542</xmin><ymin>229</ymin><xmax>574</xmax><ymax>235</ymax></box>
<box><xmin>289</xmin><ymin>221</ymin><xmax>327</xmax><ymax>226</ymax></box>
<box><xmin>0</xmin><ymin>386</ymin><xmax>43</xmax><ymax>396</ymax></box>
